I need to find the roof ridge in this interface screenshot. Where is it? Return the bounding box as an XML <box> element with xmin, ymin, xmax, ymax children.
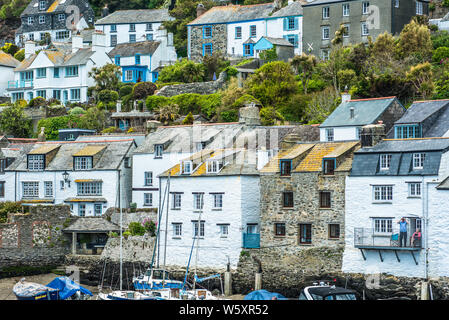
<box><xmin>413</xmin><ymin>99</ymin><xmax>449</xmax><ymax>103</ymax></box>
<box><xmin>36</xmin><ymin>139</ymin><xmax>135</xmax><ymax>144</ymax></box>
<box><xmin>349</xmin><ymin>96</ymin><xmax>396</xmax><ymax>102</ymax></box>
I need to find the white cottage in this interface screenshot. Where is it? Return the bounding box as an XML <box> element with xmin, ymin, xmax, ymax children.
<box><xmin>342</xmin><ymin>137</ymin><xmax>449</xmax><ymax>278</ymax></box>
<box><xmin>7</xmin><ymin>31</ymin><xmax>112</xmax><ymax>104</ymax></box>
<box><xmin>0</xmin><ymin>51</ymin><xmax>20</xmax><ymax>97</ymax></box>
<box><xmin>157</xmin><ymin>148</ymin><xmax>260</xmax><ymax>269</ymax></box>
<box><xmin>1</xmin><ymin>139</ymin><xmax>136</xmax><ymax>216</ymax></box>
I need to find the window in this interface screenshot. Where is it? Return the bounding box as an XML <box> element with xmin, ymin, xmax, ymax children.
<box><xmin>58</xmin><ymin>13</ymin><xmax>65</xmax><ymax>21</ymax></box>
<box><xmin>285</xmin><ymin>34</ymin><xmax>298</xmax><ymax>48</ymax></box>
<box><xmin>36</xmin><ymin>68</ymin><xmax>46</xmax><ymax>78</ymax></box>
<box><xmin>78</xmin><ymin>204</ymin><xmax>86</xmax><ymax>217</ymax></box>
<box><xmin>282</xmin><ymin>191</ymin><xmax>294</xmax><ymax>208</ymax></box>
<box><xmin>173</xmin><ymin>223</ymin><xmax>182</xmax><ymax>237</ymax></box>
<box><xmin>329</xmin><ymin>224</ymin><xmax>340</xmax><ymax>239</ymax></box>
<box><xmin>39</xmin><ymin>0</ymin><xmax>46</xmax><ymax>10</ymax></box>
<box><xmin>193</xmin><ymin>193</ymin><xmax>204</xmax><ymax>210</ymax></box>
<box><xmin>28</xmin><ymin>33</ymin><xmax>34</xmax><ymax>41</ymax></box>
<box><xmin>243</xmin><ymin>44</ymin><xmax>254</xmax><ymax>56</ymax></box>
<box><xmin>129</xmin><ymin>23</ymin><xmax>136</xmax><ymax>32</ymax></box>
<box><xmin>115</xmin><ymin>56</ymin><xmax>120</xmax><ymax>66</ymax></box>
<box><xmin>416</xmin><ymin>1</ymin><xmax>423</xmax><ymax>15</ymax></box>
<box><xmin>146</xmin><ymin>23</ymin><xmax>153</xmax><ymax>31</ymax></box>
<box><xmin>212</xmin><ymin>193</ymin><xmax>223</xmax><ymax>209</ymax></box>
<box><xmin>60</xmin><ymin>180</ymin><xmax>65</xmax><ymax>190</ymax></box>
<box><xmin>155</xmin><ymin>144</ymin><xmax>163</xmax><ymax>158</ymax></box>
<box><xmin>110</xmin><ymin>24</ymin><xmax>117</xmax><ymax>33</ymax></box>
<box><xmin>124</xmin><ymin>157</ymin><xmax>131</xmax><ymax>168</ymax></box>
<box><xmin>74</xmin><ymin>157</ymin><xmax>92</xmax><ymax>170</ymax></box>
<box><xmin>247</xmin><ymin>224</ymin><xmax>258</xmax><ymax>234</ymax></box>
<box><xmin>374</xmin><ymin>218</ymin><xmax>392</xmax><ymax>234</ymax></box>
<box><xmin>144</xmin><ymin>172</ymin><xmax>153</xmax><ymax>186</ymax></box>
<box><xmin>322</xmin><ymin>6</ymin><xmax>330</xmax><ymax>19</ymax></box>
<box><xmin>361</xmin><ymin>22</ymin><xmax>369</xmax><ymax>36</ymax></box>
<box><xmin>65</xmin><ymin>66</ymin><xmax>78</xmax><ymax>77</ymax></box>
<box><xmin>206</xmin><ymin>160</ymin><xmax>221</xmax><ymax>173</ymax></box>
<box><xmin>129</xmin><ymin>34</ymin><xmax>136</xmax><ymax>43</ymax></box>
<box><xmin>110</xmin><ymin>35</ymin><xmax>117</xmax><ymax>46</ymax></box>
<box><xmin>322</xmin><ymin>26</ymin><xmax>330</xmax><ymax>40</ymax></box>
<box><xmin>323</xmin><ymin>159</ymin><xmax>335</xmax><ymax>175</ymax></box>
<box><xmin>172</xmin><ymin>193</ymin><xmax>182</xmax><ymax>209</ymax></box>
<box><xmin>146</xmin><ymin>34</ymin><xmax>153</xmax><ymax>41</ymax></box>
<box><xmin>144</xmin><ymin>193</ymin><xmax>153</xmax><ymax>206</ymax></box>
<box><xmin>125</xmin><ymin>70</ymin><xmax>133</xmax><ymax>81</ymax></box>
<box><xmin>135</xmin><ymin>54</ymin><xmax>141</xmax><ymax>65</ymax></box>
<box><xmin>299</xmin><ymin>224</ymin><xmax>312</xmax><ymax>244</ymax></box>
<box><xmin>94</xmin><ymin>204</ymin><xmax>102</xmax><ymax>216</ymax></box>
<box><xmin>279</xmin><ymin>160</ymin><xmax>292</xmax><ymax>176</ymax></box>
<box><xmin>325</xmin><ymin>128</ymin><xmax>334</xmax><ymax>141</ymax></box>
<box><xmin>182</xmin><ymin>161</ymin><xmax>193</xmax><ymax>174</ymax></box>
<box><xmin>413</xmin><ymin>153</ymin><xmax>425</xmax><ymax>169</ymax></box>
<box><xmin>53</xmin><ymin>67</ymin><xmax>59</xmax><ymax>78</ymax></box>
<box><xmin>235</xmin><ymin>26</ymin><xmax>242</xmax><ymax>39</ymax></box>
<box><xmin>343</xmin><ymin>24</ymin><xmax>349</xmax><ymax>37</ymax></box>
<box><xmin>218</xmin><ymin>224</ymin><xmax>229</xmax><ymax>237</ymax></box>
<box><xmin>203</xmin><ymin>26</ymin><xmax>212</xmax><ymax>38</ymax></box>
<box><xmin>342</xmin><ymin>4</ymin><xmax>350</xmax><ymax>16</ymax></box>
<box><xmin>250</xmin><ymin>25</ymin><xmax>256</xmax><ymax>38</ymax></box>
<box><xmin>28</xmin><ymin>155</ymin><xmax>44</xmax><ymax>171</ymax></box>
<box><xmin>373</xmin><ymin>185</ymin><xmax>393</xmax><ymax>202</ymax></box>
<box><xmin>321</xmin><ymin>49</ymin><xmax>330</xmax><ymax>60</ymax></box>
<box><xmin>319</xmin><ymin>191</ymin><xmax>331</xmax><ymax>208</ymax></box>
<box><xmin>196</xmin><ymin>142</ymin><xmax>206</xmax><ymax>151</ymax></box>
<box><xmin>36</xmin><ymin>90</ymin><xmax>46</xmax><ymax>99</ymax></box>
<box><xmin>70</xmin><ymin>89</ymin><xmax>80</xmax><ymax>101</ymax></box>
<box><xmin>27</xmin><ymin>16</ymin><xmax>34</xmax><ymax>24</ymax></box>
<box><xmin>380</xmin><ymin>154</ymin><xmax>392</xmax><ymax>170</ymax></box>
<box><xmin>77</xmin><ymin>182</ymin><xmax>102</xmax><ymax>196</ymax></box>
<box><xmin>362</xmin><ymin>1</ymin><xmax>370</xmax><ymax>14</ymax></box>
<box><xmin>203</xmin><ymin>43</ymin><xmax>212</xmax><ymax>56</ymax></box>
<box><xmin>286</xmin><ymin>17</ymin><xmax>297</xmax><ymax>30</ymax></box>
<box><xmin>56</xmin><ymin>31</ymin><xmax>70</xmax><ymax>40</ymax></box>
<box><xmin>274</xmin><ymin>223</ymin><xmax>286</xmax><ymax>236</ymax></box>
<box><xmin>39</xmin><ymin>15</ymin><xmax>45</xmax><ymax>24</ymax></box>
<box><xmin>356</xmin><ymin>127</ymin><xmax>362</xmax><ymax>139</ymax></box>
<box><xmin>193</xmin><ymin>221</ymin><xmax>205</xmax><ymax>238</ymax></box>
<box><xmin>0</xmin><ymin>181</ymin><xmax>4</xmax><ymax>197</ymax></box>
<box><xmin>23</xmin><ymin>182</ymin><xmax>39</xmax><ymax>198</ymax></box>
<box><xmin>395</xmin><ymin>0</ymin><xmax>400</xmax><ymax>7</ymax></box>
<box><xmin>44</xmin><ymin>181</ymin><xmax>53</xmax><ymax>197</ymax></box>
<box><xmin>53</xmin><ymin>90</ymin><xmax>61</xmax><ymax>100</ymax></box>
<box><xmin>409</xmin><ymin>182</ymin><xmax>422</xmax><ymax>197</ymax></box>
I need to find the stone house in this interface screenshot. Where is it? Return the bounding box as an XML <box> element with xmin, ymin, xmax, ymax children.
<box><xmin>187</xmin><ymin>1</ymin><xmax>303</xmax><ymax>61</ymax></box>
<box><xmin>7</xmin><ymin>32</ymin><xmax>112</xmax><ymax>104</ymax></box>
<box><xmin>342</xmin><ymin>137</ymin><xmax>449</xmax><ymax>278</ymax></box>
<box><xmin>253</xmin><ymin>36</ymin><xmax>295</xmax><ymax>61</ymax></box>
<box><xmin>387</xmin><ymin>99</ymin><xmax>449</xmax><ymax>139</ymax></box>
<box><xmin>0</xmin><ymin>51</ymin><xmax>20</xmax><ymax>97</ymax></box>
<box><xmin>94</xmin><ymin>9</ymin><xmax>174</xmax><ymax>49</ymax></box>
<box><xmin>319</xmin><ymin>95</ymin><xmax>405</xmax><ymax>142</ymax></box>
<box><xmin>1</xmin><ymin>138</ymin><xmax>136</xmax><ymax>216</ymax></box>
<box><xmin>302</xmin><ymin>0</ymin><xmax>429</xmax><ymax>60</ymax></box>
<box><xmin>15</xmin><ymin>0</ymin><xmax>95</xmax><ymax>46</ymax></box>
<box><xmin>259</xmin><ymin>140</ymin><xmax>360</xmax><ymax>252</ymax></box>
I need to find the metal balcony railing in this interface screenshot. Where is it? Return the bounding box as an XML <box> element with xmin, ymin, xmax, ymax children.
<box><xmin>354</xmin><ymin>227</ymin><xmax>422</xmax><ymax>249</ymax></box>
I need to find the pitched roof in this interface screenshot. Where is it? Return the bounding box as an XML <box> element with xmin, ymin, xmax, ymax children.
<box><xmin>270</xmin><ymin>1</ymin><xmax>303</xmax><ymax>17</ymax></box>
<box><xmin>21</xmin><ymin>0</ymin><xmax>92</xmax><ymax>16</ymax></box>
<box><xmin>356</xmin><ymin>137</ymin><xmax>449</xmax><ymax>153</ymax></box>
<box><xmin>0</xmin><ymin>50</ymin><xmax>20</xmax><ymax>68</ymax></box>
<box><xmin>394</xmin><ymin>100</ymin><xmax>449</xmax><ymax>125</ymax></box>
<box><xmin>95</xmin><ymin>9</ymin><xmax>173</xmax><ymax>25</ymax></box>
<box><xmin>63</xmin><ymin>217</ymin><xmax>121</xmax><ymax>233</ymax></box>
<box><xmin>108</xmin><ymin>41</ymin><xmax>161</xmax><ymax>57</ymax></box>
<box><xmin>260</xmin><ymin>37</ymin><xmax>294</xmax><ymax>46</ymax></box>
<box><xmin>320</xmin><ymin>97</ymin><xmax>400</xmax><ymax>128</ymax></box>
<box><xmin>260</xmin><ymin>143</ymin><xmax>314</xmax><ymax>173</ymax></box>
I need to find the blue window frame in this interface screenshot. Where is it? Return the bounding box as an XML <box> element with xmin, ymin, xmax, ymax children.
<box><xmin>65</xmin><ymin>66</ymin><xmax>78</xmax><ymax>77</ymax></box>
<box><xmin>284</xmin><ymin>17</ymin><xmax>298</xmax><ymax>31</ymax></box>
<box><xmin>243</xmin><ymin>43</ymin><xmax>254</xmax><ymax>56</ymax></box>
<box><xmin>203</xmin><ymin>26</ymin><xmax>212</xmax><ymax>39</ymax></box>
<box><xmin>250</xmin><ymin>25</ymin><xmax>256</xmax><ymax>38</ymax></box>
<box><xmin>235</xmin><ymin>26</ymin><xmax>242</xmax><ymax>39</ymax></box>
<box><xmin>70</xmin><ymin>88</ymin><xmax>80</xmax><ymax>101</ymax></box>
<box><xmin>129</xmin><ymin>34</ymin><xmax>136</xmax><ymax>43</ymax></box>
<box><xmin>202</xmin><ymin>43</ymin><xmax>213</xmax><ymax>56</ymax></box>
<box><xmin>280</xmin><ymin>159</ymin><xmax>292</xmax><ymax>176</ymax></box>
<box><xmin>394</xmin><ymin>125</ymin><xmax>422</xmax><ymax>139</ymax></box>
<box><xmin>115</xmin><ymin>55</ymin><xmax>120</xmax><ymax>66</ymax></box>
<box><xmin>110</xmin><ymin>24</ymin><xmax>117</xmax><ymax>32</ymax></box>
<box><xmin>36</xmin><ymin>68</ymin><xmax>46</xmax><ymax>78</ymax></box>
<box><xmin>135</xmin><ymin>54</ymin><xmax>141</xmax><ymax>65</ymax></box>
<box><xmin>146</xmin><ymin>33</ymin><xmax>153</xmax><ymax>40</ymax></box>
<box><xmin>284</xmin><ymin>34</ymin><xmax>299</xmax><ymax>48</ymax></box>
<box><xmin>53</xmin><ymin>67</ymin><xmax>59</xmax><ymax>78</ymax></box>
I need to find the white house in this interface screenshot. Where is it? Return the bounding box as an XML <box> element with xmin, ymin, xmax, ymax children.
<box><xmin>157</xmin><ymin>148</ymin><xmax>260</xmax><ymax>269</ymax></box>
<box><xmin>107</xmin><ymin>27</ymin><xmax>177</xmax><ymax>83</ymax></box>
<box><xmin>7</xmin><ymin>31</ymin><xmax>112</xmax><ymax>104</ymax></box>
<box><xmin>94</xmin><ymin>9</ymin><xmax>175</xmax><ymax>49</ymax></box>
<box><xmin>0</xmin><ymin>51</ymin><xmax>20</xmax><ymax>97</ymax></box>
<box><xmin>0</xmin><ymin>138</ymin><xmax>136</xmax><ymax>216</ymax></box>
<box><xmin>342</xmin><ymin>137</ymin><xmax>449</xmax><ymax>278</ymax></box>
<box><xmin>319</xmin><ymin>95</ymin><xmax>405</xmax><ymax>142</ymax></box>
<box><xmin>187</xmin><ymin>0</ymin><xmax>303</xmax><ymax>61</ymax></box>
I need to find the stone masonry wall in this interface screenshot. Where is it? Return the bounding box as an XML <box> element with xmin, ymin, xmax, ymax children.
<box><xmin>189</xmin><ymin>24</ymin><xmax>227</xmax><ymax>62</ymax></box>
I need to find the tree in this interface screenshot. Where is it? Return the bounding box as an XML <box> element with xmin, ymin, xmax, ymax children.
<box><xmin>158</xmin><ymin>58</ymin><xmax>206</xmax><ymax>83</ymax></box>
<box><xmin>80</xmin><ymin>107</ymin><xmax>107</xmax><ymax>132</ymax></box>
<box><xmin>202</xmin><ymin>53</ymin><xmax>229</xmax><ymax>81</ymax></box>
<box><xmin>157</xmin><ymin>103</ymin><xmax>180</xmax><ymax>124</ymax></box>
<box><xmin>291</xmin><ymin>53</ymin><xmax>318</xmax><ymax>94</ymax></box>
<box><xmin>13</xmin><ymin>49</ymin><xmax>24</xmax><ymax>61</ymax></box>
<box><xmin>406</xmin><ymin>62</ymin><xmax>435</xmax><ymax>99</ymax></box>
<box><xmin>397</xmin><ymin>18</ymin><xmax>433</xmax><ymax>63</ymax></box>
<box><xmin>88</xmin><ymin>63</ymin><xmax>122</xmax><ymax>93</ymax></box>
<box><xmin>259</xmin><ymin>47</ymin><xmax>278</xmax><ymax>62</ymax></box>
<box><xmin>132</xmin><ymin>82</ymin><xmax>157</xmax><ymax>100</ymax></box>
<box><xmin>302</xmin><ymin>87</ymin><xmax>341</xmax><ymax>124</ymax></box>
<box><xmin>182</xmin><ymin>112</ymin><xmax>194</xmax><ymax>124</ymax></box>
<box><xmin>0</xmin><ymin>105</ymin><xmax>33</xmax><ymax>138</ymax></box>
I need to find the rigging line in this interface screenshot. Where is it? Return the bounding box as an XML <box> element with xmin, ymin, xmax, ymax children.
<box><xmin>182</xmin><ymin>229</ymin><xmax>197</xmax><ymax>291</ymax></box>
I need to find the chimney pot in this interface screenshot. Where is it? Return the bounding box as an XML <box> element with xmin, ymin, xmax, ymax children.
<box><xmin>196</xmin><ymin>3</ymin><xmax>206</xmax><ymax>17</ymax></box>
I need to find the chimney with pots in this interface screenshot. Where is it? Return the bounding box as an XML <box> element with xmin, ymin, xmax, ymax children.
<box><xmin>341</xmin><ymin>86</ymin><xmax>351</xmax><ymax>103</ymax></box>
<box><xmin>72</xmin><ymin>32</ymin><xmax>84</xmax><ymax>53</ymax></box>
<box><xmin>360</xmin><ymin>123</ymin><xmax>385</xmax><ymax>147</ymax></box>
<box><xmin>196</xmin><ymin>3</ymin><xmax>206</xmax><ymax>17</ymax></box>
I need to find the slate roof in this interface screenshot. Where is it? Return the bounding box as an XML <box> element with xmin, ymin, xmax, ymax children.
<box><xmin>437</xmin><ymin>176</ymin><xmax>449</xmax><ymax>189</ymax></box>
<box><xmin>95</xmin><ymin>9</ymin><xmax>173</xmax><ymax>25</ymax></box>
<box><xmin>260</xmin><ymin>37</ymin><xmax>294</xmax><ymax>46</ymax></box>
<box><xmin>0</xmin><ymin>50</ymin><xmax>20</xmax><ymax>68</ymax></box>
<box><xmin>270</xmin><ymin>1</ymin><xmax>303</xmax><ymax>17</ymax></box>
<box><xmin>76</xmin><ymin>134</ymin><xmax>146</xmax><ymax>146</ymax></box>
<box><xmin>394</xmin><ymin>100</ymin><xmax>449</xmax><ymax>124</ymax></box>
<box><xmin>351</xmin><ymin>138</ymin><xmax>449</xmax><ymax>177</ymax></box>
<box><xmin>6</xmin><ymin>139</ymin><xmax>135</xmax><ymax>171</ymax></box>
<box><xmin>63</xmin><ymin>217</ymin><xmax>121</xmax><ymax>233</ymax></box>
<box><xmin>21</xmin><ymin>0</ymin><xmax>92</xmax><ymax>16</ymax></box>
<box><xmin>320</xmin><ymin>97</ymin><xmax>401</xmax><ymax>128</ymax></box>
<box><xmin>108</xmin><ymin>41</ymin><xmax>161</xmax><ymax>57</ymax></box>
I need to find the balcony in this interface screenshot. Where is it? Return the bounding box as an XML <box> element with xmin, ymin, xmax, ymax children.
<box><xmin>354</xmin><ymin>228</ymin><xmax>422</xmax><ymax>264</ymax></box>
<box><xmin>242</xmin><ymin>233</ymin><xmax>260</xmax><ymax>249</ymax></box>
<box><xmin>7</xmin><ymin>80</ymin><xmax>34</xmax><ymax>90</ymax></box>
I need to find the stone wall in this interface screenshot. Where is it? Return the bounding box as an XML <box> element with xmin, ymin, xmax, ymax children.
<box><xmin>104</xmin><ymin>207</ymin><xmax>158</xmax><ymax>230</ymax></box>
<box><xmin>155</xmin><ymin>71</ymin><xmax>227</xmax><ymax>98</ymax></box>
<box><xmin>0</xmin><ymin>205</ymin><xmax>75</xmax><ymax>268</ymax></box>
<box><xmin>189</xmin><ymin>24</ymin><xmax>227</xmax><ymax>62</ymax></box>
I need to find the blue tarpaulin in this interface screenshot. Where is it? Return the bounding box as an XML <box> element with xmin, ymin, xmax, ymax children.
<box><xmin>244</xmin><ymin>290</ymin><xmax>287</xmax><ymax>300</ymax></box>
<box><xmin>46</xmin><ymin>277</ymin><xmax>93</xmax><ymax>300</ymax></box>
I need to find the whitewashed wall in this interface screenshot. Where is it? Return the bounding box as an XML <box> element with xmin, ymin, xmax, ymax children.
<box><xmin>0</xmin><ymin>66</ymin><xmax>15</xmax><ymax>96</ymax></box>
<box><xmin>319</xmin><ymin>126</ymin><xmax>359</xmax><ymax>142</ymax></box>
<box><xmin>95</xmin><ymin>22</ymin><xmax>164</xmax><ymax>48</ymax></box>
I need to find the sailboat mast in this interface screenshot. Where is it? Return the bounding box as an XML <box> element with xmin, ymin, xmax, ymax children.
<box><xmin>119</xmin><ymin>169</ymin><xmax>123</xmax><ymax>291</ymax></box>
<box><xmin>193</xmin><ymin>209</ymin><xmax>201</xmax><ymax>291</ymax></box>
<box><xmin>162</xmin><ymin>173</ymin><xmax>170</xmax><ymax>285</ymax></box>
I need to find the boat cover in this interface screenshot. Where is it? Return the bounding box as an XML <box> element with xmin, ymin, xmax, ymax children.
<box><xmin>46</xmin><ymin>277</ymin><xmax>93</xmax><ymax>300</ymax></box>
<box><xmin>13</xmin><ymin>281</ymin><xmax>58</xmax><ymax>297</ymax></box>
<box><xmin>244</xmin><ymin>290</ymin><xmax>287</xmax><ymax>300</ymax></box>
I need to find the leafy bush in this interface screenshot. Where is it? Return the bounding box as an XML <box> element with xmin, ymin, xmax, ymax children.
<box><xmin>102</xmin><ymin>126</ymin><xmax>118</xmax><ymax>134</ymax></box>
<box><xmin>119</xmin><ymin>84</ymin><xmax>133</xmax><ymax>98</ymax></box>
<box><xmin>69</xmin><ymin>106</ymin><xmax>86</xmax><ymax>116</ymax></box>
<box><xmin>142</xmin><ymin>218</ymin><xmax>156</xmax><ymax>237</ymax></box>
<box><xmin>158</xmin><ymin>58</ymin><xmax>206</xmax><ymax>83</ymax></box>
<box><xmin>14</xmin><ymin>49</ymin><xmax>24</xmax><ymax>61</ymax></box>
<box><xmin>146</xmin><ymin>95</ymin><xmax>170</xmax><ymax>111</ymax></box>
<box><xmin>132</xmin><ymin>82</ymin><xmax>157</xmax><ymax>100</ymax></box>
<box><xmin>433</xmin><ymin>47</ymin><xmax>449</xmax><ymax>63</ymax></box>
<box><xmin>182</xmin><ymin>112</ymin><xmax>194</xmax><ymax>124</ymax></box>
<box><xmin>0</xmin><ymin>202</ymin><xmax>22</xmax><ymax>223</ymax></box>
<box><xmin>1</xmin><ymin>43</ymin><xmax>19</xmax><ymax>56</ymax></box>
<box><xmin>98</xmin><ymin>89</ymin><xmax>119</xmax><ymax>104</ymax></box>
<box><xmin>28</xmin><ymin>96</ymin><xmax>47</xmax><ymax>108</ymax></box>
<box><xmin>128</xmin><ymin>222</ymin><xmax>146</xmax><ymax>236</ymax></box>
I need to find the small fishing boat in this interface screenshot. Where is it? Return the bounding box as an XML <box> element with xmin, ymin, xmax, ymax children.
<box><xmin>298</xmin><ymin>281</ymin><xmax>357</xmax><ymax>300</ymax></box>
<box><xmin>133</xmin><ymin>268</ymin><xmax>183</xmax><ymax>291</ymax></box>
<box><xmin>98</xmin><ymin>290</ymin><xmax>163</xmax><ymax>300</ymax></box>
<box><xmin>244</xmin><ymin>289</ymin><xmax>287</xmax><ymax>300</ymax></box>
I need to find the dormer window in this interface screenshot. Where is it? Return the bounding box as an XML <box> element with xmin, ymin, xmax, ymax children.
<box><xmin>413</xmin><ymin>153</ymin><xmax>426</xmax><ymax>169</ymax></box>
<box><xmin>323</xmin><ymin>158</ymin><xmax>335</xmax><ymax>175</ymax></box>
<box><xmin>74</xmin><ymin>156</ymin><xmax>92</xmax><ymax>170</ymax></box>
<box><xmin>380</xmin><ymin>154</ymin><xmax>392</xmax><ymax>170</ymax></box>
<box><xmin>39</xmin><ymin>0</ymin><xmax>46</xmax><ymax>10</ymax></box>
<box><xmin>154</xmin><ymin>144</ymin><xmax>163</xmax><ymax>158</ymax></box>
<box><xmin>280</xmin><ymin>160</ymin><xmax>292</xmax><ymax>176</ymax></box>
<box><xmin>182</xmin><ymin>161</ymin><xmax>193</xmax><ymax>174</ymax></box>
<box><xmin>28</xmin><ymin>154</ymin><xmax>44</xmax><ymax>171</ymax></box>
<box><xmin>206</xmin><ymin>160</ymin><xmax>222</xmax><ymax>173</ymax></box>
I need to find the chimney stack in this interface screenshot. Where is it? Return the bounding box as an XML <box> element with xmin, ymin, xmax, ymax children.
<box><xmin>24</xmin><ymin>41</ymin><xmax>36</xmax><ymax>59</ymax></box>
<box><xmin>92</xmin><ymin>30</ymin><xmax>106</xmax><ymax>53</ymax></box>
<box><xmin>37</xmin><ymin>127</ymin><xmax>46</xmax><ymax>142</ymax></box>
<box><xmin>196</xmin><ymin>3</ymin><xmax>206</xmax><ymax>17</ymax></box>
<box><xmin>360</xmin><ymin>123</ymin><xmax>385</xmax><ymax>147</ymax></box>
<box><xmin>239</xmin><ymin>101</ymin><xmax>261</xmax><ymax>126</ymax></box>
<box><xmin>72</xmin><ymin>32</ymin><xmax>83</xmax><ymax>53</ymax></box>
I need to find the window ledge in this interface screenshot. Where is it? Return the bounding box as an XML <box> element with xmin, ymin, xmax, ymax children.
<box><xmin>171</xmin><ymin>208</ymin><xmax>181</xmax><ymax>210</ymax></box>
<box><xmin>298</xmin><ymin>243</ymin><xmax>313</xmax><ymax>246</ymax></box>
<box><xmin>372</xmin><ymin>201</ymin><xmax>393</xmax><ymax>204</ymax></box>
<box><xmin>319</xmin><ymin>207</ymin><xmax>332</xmax><ymax>210</ymax></box>
<box><xmin>407</xmin><ymin>196</ymin><xmax>421</xmax><ymax>199</ymax></box>
<box><xmin>282</xmin><ymin>207</ymin><xmax>294</xmax><ymax>210</ymax></box>
<box><xmin>193</xmin><ymin>210</ymin><xmax>203</xmax><ymax>213</ymax></box>
<box><xmin>212</xmin><ymin>208</ymin><xmax>222</xmax><ymax>211</ymax></box>
<box><xmin>172</xmin><ymin>237</ymin><xmax>182</xmax><ymax>240</ymax></box>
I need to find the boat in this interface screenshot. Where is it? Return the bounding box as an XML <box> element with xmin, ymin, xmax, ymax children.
<box><xmin>298</xmin><ymin>281</ymin><xmax>357</xmax><ymax>300</ymax></box>
<box><xmin>244</xmin><ymin>289</ymin><xmax>288</xmax><ymax>300</ymax></box>
<box><xmin>98</xmin><ymin>290</ymin><xmax>163</xmax><ymax>300</ymax></box>
<box><xmin>12</xmin><ymin>276</ymin><xmax>93</xmax><ymax>300</ymax></box>
<box><xmin>133</xmin><ymin>268</ymin><xmax>183</xmax><ymax>291</ymax></box>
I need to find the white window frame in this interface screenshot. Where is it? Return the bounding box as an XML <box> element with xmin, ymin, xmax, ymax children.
<box><xmin>212</xmin><ymin>193</ymin><xmax>223</xmax><ymax>209</ymax></box>
<box><xmin>58</xmin><ymin>13</ymin><xmax>65</xmax><ymax>21</ymax></box>
<box><xmin>144</xmin><ymin>193</ymin><xmax>153</xmax><ymax>206</ymax></box>
<box><xmin>125</xmin><ymin>70</ymin><xmax>133</xmax><ymax>81</ymax></box>
<box><xmin>77</xmin><ymin>182</ymin><xmax>102</xmax><ymax>196</ymax></box>
<box><xmin>373</xmin><ymin>185</ymin><xmax>393</xmax><ymax>202</ymax></box>
<box><xmin>193</xmin><ymin>193</ymin><xmax>204</xmax><ymax>210</ymax></box>
<box><xmin>173</xmin><ymin>223</ymin><xmax>182</xmax><ymax>237</ymax></box>
<box><xmin>413</xmin><ymin>153</ymin><xmax>425</xmax><ymax>169</ymax></box>
<box><xmin>361</xmin><ymin>22</ymin><xmax>369</xmax><ymax>36</ymax></box>
<box><xmin>193</xmin><ymin>221</ymin><xmax>205</xmax><ymax>238</ymax></box>
<box><xmin>326</xmin><ymin>128</ymin><xmax>334</xmax><ymax>142</ymax></box>
<box><xmin>144</xmin><ymin>171</ymin><xmax>153</xmax><ymax>186</ymax></box>
<box><xmin>206</xmin><ymin>160</ymin><xmax>221</xmax><ymax>173</ymax></box>
<box><xmin>44</xmin><ymin>181</ymin><xmax>53</xmax><ymax>197</ymax></box>
<box><xmin>27</xmin><ymin>16</ymin><xmax>34</xmax><ymax>24</ymax></box>
<box><xmin>342</xmin><ymin>4</ymin><xmax>350</xmax><ymax>16</ymax></box>
<box><xmin>172</xmin><ymin>193</ymin><xmax>182</xmax><ymax>209</ymax></box>
<box><xmin>39</xmin><ymin>0</ymin><xmax>46</xmax><ymax>10</ymax></box>
<box><xmin>416</xmin><ymin>1</ymin><xmax>423</xmax><ymax>15</ymax></box>
<box><xmin>373</xmin><ymin>218</ymin><xmax>393</xmax><ymax>234</ymax></box>
<box><xmin>343</xmin><ymin>24</ymin><xmax>350</xmax><ymax>37</ymax></box>
<box><xmin>74</xmin><ymin>156</ymin><xmax>92</xmax><ymax>170</ymax></box>
<box><xmin>395</xmin><ymin>0</ymin><xmax>399</xmax><ymax>8</ymax></box>
<box><xmin>322</xmin><ymin>6</ymin><xmax>330</xmax><ymax>19</ymax></box>
<box><xmin>322</xmin><ymin>26</ymin><xmax>330</xmax><ymax>40</ymax></box>
<box><xmin>408</xmin><ymin>182</ymin><xmax>422</xmax><ymax>197</ymax></box>
<box><xmin>22</xmin><ymin>182</ymin><xmax>39</xmax><ymax>198</ymax></box>
<box><xmin>362</xmin><ymin>2</ymin><xmax>370</xmax><ymax>14</ymax></box>
<box><xmin>94</xmin><ymin>203</ymin><xmax>102</xmax><ymax>216</ymax></box>
<box><xmin>219</xmin><ymin>224</ymin><xmax>229</xmax><ymax>238</ymax></box>
<box><xmin>28</xmin><ymin>154</ymin><xmax>44</xmax><ymax>171</ymax></box>
<box><xmin>154</xmin><ymin>144</ymin><xmax>163</xmax><ymax>158</ymax></box>
<box><xmin>39</xmin><ymin>15</ymin><xmax>45</xmax><ymax>24</ymax></box>
<box><xmin>380</xmin><ymin>154</ymin><xmax>392</xmax><ymax>170</ymax></box>
<box><xmin>182</xmin><ymin>161</ymin><xmax>193</xmax><ymax>174</ymax></box>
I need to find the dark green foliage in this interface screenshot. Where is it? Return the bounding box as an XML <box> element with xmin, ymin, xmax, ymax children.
<box><xmin>13</xmin><ymin>49</ymin><xmax>24</xmax><ymax>61</ymax></box>
<box><xmin>132</xmin><ymin>81</ymin><xmax>157</xmax><ymax>100</ymax></box>
<box><xmin>119</xmin><ymin>84</ymin><xmax>133</xmax><ymax>97</ymax></box>
<box><xmin>0</xmin><ymin>201</ymin><xmax>22</xmax><ymax>223</ymax></box>
<box><xmin>128</xmin><ymin>221</ymin><xmax>146</xmax><ymax>236</ymax></box>
<box><xmin>182</xmin><ymin>112</ymin><xmax>194</xmax><ymax>124</ymax></box>
<box><xmin>0</xmin><ymin>42</ymin><xmax>19</xmax><ymax>56</ymax></box>
<box><xmin>158</xmin><ymin>58</ymin><xmax>206</xmax><ymax>83</ymax></box>
<box><xmin>146</xmin><ymin>95</ymin><xmax>170</xmax><ymax>111</ymax></box>
<box><xmin>0</xmin><ymin>105</ymin><xmax>32</xmax><ymax>137</ymax></box>
<box><xmin>98</xmin><ymin>89</ymin><xmax>119</xmax><ymax>103</ymax></box>
<box><xmin>433</xmin><ymin>47</ymin><xmax>449</xmax><ymax>63</ymax></box>
<box><xmin>259</xmin><ymin>47</ymin><xmax>278</xmax><ymax>62</ymax></box>
<box><xmin>28</xmin><ymin>96</ymin><xmax>47</xmax><ymax>108</ymax></box>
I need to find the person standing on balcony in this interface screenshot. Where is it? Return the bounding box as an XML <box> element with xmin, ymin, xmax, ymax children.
<box><xmin>411</xmin><ymin>228</ymin><xmax>422</xmax><ymax>247</ymax></box>
<box><xmin>398</xmin><ymin>218</ymin><xmax>408</xmax><ymax>247</ymax></box>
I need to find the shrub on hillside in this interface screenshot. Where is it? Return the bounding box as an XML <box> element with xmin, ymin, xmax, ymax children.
<box><xmin>132</xmin><ymin>82</ymin><xmax>157</xmax><ymax>100</ymax></box>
